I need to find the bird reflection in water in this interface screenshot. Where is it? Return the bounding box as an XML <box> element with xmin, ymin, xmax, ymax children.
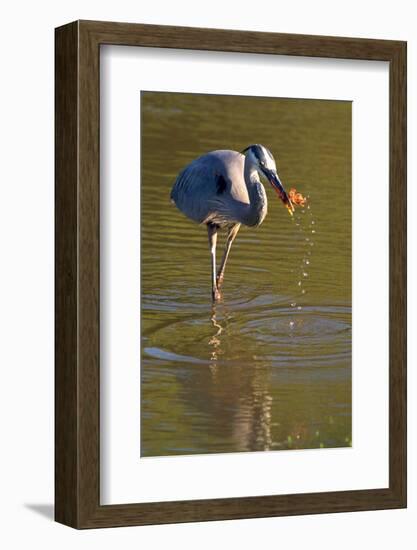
<box><xmin>209</xmin><ymin>305</ymin><xmax>223</xmax><ymax>374</ymax></box>
<box><xmin>207</xmin><ymin>304</ymin><xmax>273</xmax><ymax>452</ymax></box>
<box><xmin>232</xmin><ymin>370</ymin><xmax>273</xmax><ymax>452</ymax></box>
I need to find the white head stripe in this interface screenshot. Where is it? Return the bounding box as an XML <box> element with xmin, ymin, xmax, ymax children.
<box><xmin>258</xmin><ymin>145</ymin><xmax>276</xmax><ymax>169</ymax></box>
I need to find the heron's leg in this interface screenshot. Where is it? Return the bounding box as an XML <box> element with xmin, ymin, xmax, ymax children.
<box><xmin>207</xmin><ymin>223</ymin><xmax>221</xmax><ymax>302</ymax></box>
<box><xmin>217</xmin><ymin>223</ymin><xmax>240</xmax><ymax>288</ymax></box>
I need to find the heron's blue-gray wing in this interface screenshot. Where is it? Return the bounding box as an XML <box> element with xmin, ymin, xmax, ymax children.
<box><xmin>170</xmin><ymin>157</ymin><xmax>230</xmax><ymax>224</ymax></box>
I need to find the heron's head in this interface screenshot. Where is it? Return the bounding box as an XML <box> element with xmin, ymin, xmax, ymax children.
<box><xmin>241</xmin><ymin>144</ymin><xmax>294</xmax><ymax>216</ymax></box>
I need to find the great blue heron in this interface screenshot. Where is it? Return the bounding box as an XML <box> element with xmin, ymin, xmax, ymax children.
<box><xmin>171</xmin><ymin>144</ymin><xmax>294</xmax><ymax>301</ymax></box>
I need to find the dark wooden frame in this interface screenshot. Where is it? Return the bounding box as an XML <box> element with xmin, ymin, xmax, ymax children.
<box><xmin>55</xmin><ymin>20</ymin><xmax>407</xmax><ymax>529</ymax></box>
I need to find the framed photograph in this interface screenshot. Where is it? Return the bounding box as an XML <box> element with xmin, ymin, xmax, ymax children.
<box><xmin>55</xmin><ymin>20</ymin><xmax>406</xmax><ymax>528</ymax></box>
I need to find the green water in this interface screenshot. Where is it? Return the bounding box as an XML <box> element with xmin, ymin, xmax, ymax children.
<box><xmin>141</xmin><ymin>91</ymin><xmax>351</xmax><ymax>457</ymax></box>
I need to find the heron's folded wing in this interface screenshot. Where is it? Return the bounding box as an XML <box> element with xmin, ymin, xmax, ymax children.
<box><xmin>170</xmin><ymin>160</ymin><xmax>226</xmax><ymax>224</ymax></box>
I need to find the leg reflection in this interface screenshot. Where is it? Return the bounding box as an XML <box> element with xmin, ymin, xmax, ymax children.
<box><xmin>209</xmin><ymin>304</ymin><xmax>223</xmax><ymax>374</ymax></box>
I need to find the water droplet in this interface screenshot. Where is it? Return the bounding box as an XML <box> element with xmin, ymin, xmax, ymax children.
<box><xmin>301</xmin><ymin>289</ymin><xmax>306</xmax><ymax>294</ymax></box>
<box><xmin>303</xmin><ymin>272</ymin><xmax>308</xmax><ymax>277</ymax></box>
<box><xmin>298</xmin><ymin>281</ymin><xmax>302</xmax><ymax>286</ymax></box>
<box><xmin>312</xmin><ymin>229</ymin><xmax>316</xmax><ymax>234</ymax></box>
<box><xmin>297</xmin><ymin>306</ymin><xmax>302</xmax><ymax>310</ymax></box>
<box><xmin>304</xmin><ymin>259</ymin><xmax>310</xmax><ymax>265</ymax></box>
<box><xmin>289</xmin><ymin>321</ymin><xmax>295</xmax><ymax>328</ymax></box>
<box><xmin>311</xmin><ymin>220</ymin><xmax>315</xmax><ymax>225</ymax></box>
<box><xmin>291</xmin><ymin>302</ymin><xmax>296</xmax><ymax>308</ymax></box>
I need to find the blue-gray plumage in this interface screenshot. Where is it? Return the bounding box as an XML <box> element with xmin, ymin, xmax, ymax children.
<box><xmin>171</xmin><ymin>144</ymin><xmax>294</xmax><ymax>301</ymax></box>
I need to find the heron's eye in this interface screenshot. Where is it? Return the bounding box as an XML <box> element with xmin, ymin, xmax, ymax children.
<box><xmin>260</xmin><ymin>161</ymin><xmax>265</xmax><ymax>167</ymax></box>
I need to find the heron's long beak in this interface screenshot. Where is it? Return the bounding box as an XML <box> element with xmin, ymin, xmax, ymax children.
<box><xmin>267</xmin><ymin>171</ymin><xmax>294</xmax><ymax>216</ymax></box>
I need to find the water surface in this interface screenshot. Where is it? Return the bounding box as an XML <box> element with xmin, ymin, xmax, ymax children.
<box><xmin>141</xmin><ymin>92</ymin><xmax>351</xmax><ymax>457</ymax></box>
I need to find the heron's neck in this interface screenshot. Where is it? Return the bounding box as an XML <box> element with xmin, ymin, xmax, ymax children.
<box><xmin>243</xmin><ymin>159</ymin><xmax>268</xmax><ymax>226</ymax></box>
